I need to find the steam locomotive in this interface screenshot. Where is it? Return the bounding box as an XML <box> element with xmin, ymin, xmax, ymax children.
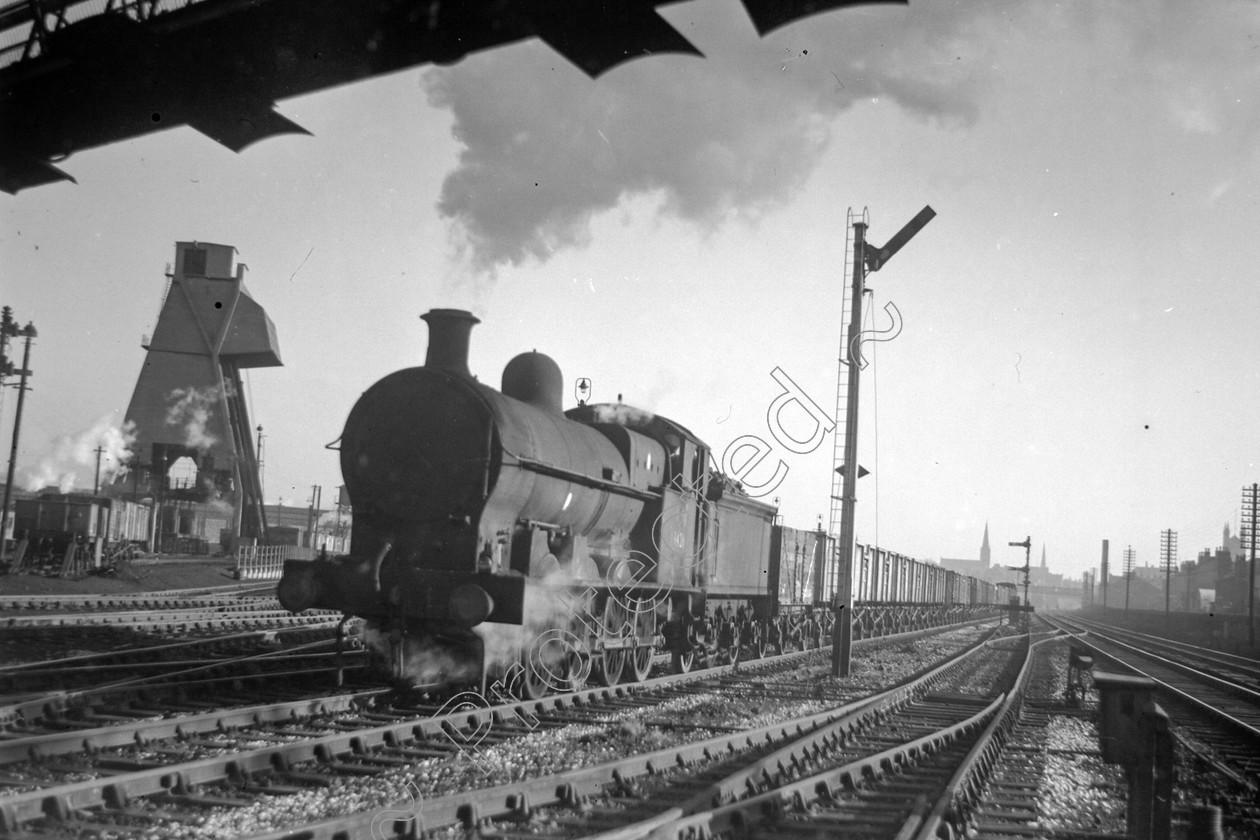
<box><xmin>276</xmin><ymin>309</ymin><xmax>985</xmax><ymax>697</ymax></box>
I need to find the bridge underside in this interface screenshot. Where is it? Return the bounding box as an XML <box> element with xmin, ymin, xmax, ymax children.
<box><xmin>0</xmin><ymin>0</ymin><xmax>875</xmax><ymax>193</ymax></box>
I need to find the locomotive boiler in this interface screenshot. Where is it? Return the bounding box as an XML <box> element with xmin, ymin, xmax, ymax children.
<box><xmin>277</xmin><ymin>309</ymin><xmax>781</xmax><ymax>696</ymax></box>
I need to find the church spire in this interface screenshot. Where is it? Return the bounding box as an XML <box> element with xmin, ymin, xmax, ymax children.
<box><xmin>981</xmin><ymin>522</ymin><xmax>991</xmax><ymax>567</ymax></box>
<box><xmin>1041</xmin><ymin>544</ymin><xmax>1047</xmax><ymax>568</ymax></box>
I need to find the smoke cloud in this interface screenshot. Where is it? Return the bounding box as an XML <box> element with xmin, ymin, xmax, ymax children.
<box><xmin>165</xmin><ymin>386</ymin><xmax>221</xmax><ymax>451</ymax></box>
<box><xmin>422</xmin><ymin>1</ymin><xmax>982</xmax><ymax>274</ymax></box>
<box><xmin>23</xmin><ymin>416</ymin><xmax>136</xmax><ymax>493</ymax></box>
<box><xmin>590</xmin><ymin>403</ymin><xmax>656</xmax><ymax>426</ymax></box>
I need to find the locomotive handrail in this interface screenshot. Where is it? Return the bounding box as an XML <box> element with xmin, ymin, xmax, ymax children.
<box><xmin>512</xmin><ymin>454</ymin><xmax>660</xmax><ymax>502</ymax></box>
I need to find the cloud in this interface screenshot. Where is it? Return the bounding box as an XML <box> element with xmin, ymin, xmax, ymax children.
<box><xmin>420</xmin><ymin>0</ymin><xmax>1260</xmax><ymax>276</ymax></box>
<box><xmin>422</xmin><ymin>1</ymin><xmax>984</xmax><ymax>275</ymax></box>
<box><xmin>1098</xmin><ymin>1</ymin><xmax>1260</xmax><ymax>143</ymax></box>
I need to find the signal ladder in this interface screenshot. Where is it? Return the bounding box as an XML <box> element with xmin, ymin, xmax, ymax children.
<box><xmin>822</xmin><ymin>208</ymin><xmax>868</xmax><ymax>600</ymax></box>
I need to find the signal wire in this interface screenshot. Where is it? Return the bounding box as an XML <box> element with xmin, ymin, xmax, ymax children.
<box><xmin>865</xmin><ymin>290</ymin><xmax>880</xmax><ymax>556</ymax></box>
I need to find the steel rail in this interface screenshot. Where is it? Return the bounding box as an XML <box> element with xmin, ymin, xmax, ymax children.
<box><xmin>910</xmin><ymin>632</ymin><xmax>1056</xmax><ymax>839</ymax></box>
<box><xmin>1062</xmin><ymin>613</ymin><xmax>1260</xmax><ymax>683</ymax></box>
<box><xmin>2</xmin><ymin>606</ymin><xmax>337</xmax><ymax>628</ymax></box>
<box><xmin>0</xmin><ymin>621</ymin><xmax>999</xmax><ymax>833</ymax></box>
<box><xmin>2</xmin><ymin>614</ymin><xmax>343</xmax><ymax>636</ymax></box>
<box><xmin>0</xmin><ymin>595</ymin><xmax>275</xmax><ymax>613</ymax></box>
<box><xmin>238</xmin><ymin>629</ymin><xmax>1003</xmax><ymax>840</ymax></box>
<box><xmin>0</xmin><ymin>582</ymin><xmax>277</xmax><ymax>609</ymax></box>
<box><xmin>1049</xmin><ymin>618</ymin><xmax>1260</xmax><ymax>798</ymax></box>
<box><xmin>1048</xmin><ymin>617</ymin><xmax>1260</xmax><ymax>738</ymax></box>
<box><xmin>581</xmin><ymin>638</ymin><xmax>1020</xmax><ymax>840</ymax></box>
<box><xmin>638</xmin><ymin>697</ymin><xmax>1002</xmax><ymax>840</ymax></box>
<box><xmin>0</xmin><ymin>649</ymin><xmax>369</xmax><ymax>701</ymax></box>
<box><xmin>0</xmin><ymin>644</ymin><xmax>833</xmax><ymax>831</ymax></box>
<box><xmin>0</xmin><ymin>689</ymin><xmax>390</xmax><ymax>766</ymax></box>
<box><xmin>0</xmin><ymin>636</ymin><xmax>364</xmax><ymax>727</ymax></box>
<box><xmin>0</xmin><ymin>620</ymin><xmax>351</xmax><ymax>676</ymax></box>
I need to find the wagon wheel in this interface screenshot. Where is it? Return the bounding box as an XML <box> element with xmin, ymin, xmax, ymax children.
<box><xmin>629</xmin><ymin>644</ymin><xmax>653</xmax><ymax>682</ymax></box>
<box><xmin>598</xmin><ymin>598</ymin><xmax>629</xmax><ymax>686</ymax></box>
<box><xmin>801</xmin><ymin>619</ymin><xmax>819</xmax><ymax>650</ymax></box>
<box><xmin>518</xmin><ymin>631</ymin><xmax>588</xmax><ymax>699</ymax></box>
<box><xmin>715</xmin><ymin>619</ymin><xmax>738</xmax><ymax>666</ymax></box>
<box><xmin>625</xmin><ymin>598</ymin><xmax>655</xmax><ymax>682</ymax></box>
<box><xmin>518</xmin><ymin>648</ymin><xmax>588</xmax><ymax>699</ymax></box>
<box><xmin>745</xmin><ymin>620</ymin><xmax>768</xmax><ymax>660</ymax></box>
<box><xmin>516</xmin><ymin>660</ymin><xmax>550</xmax><ymax>700</ymax></box>
<box><xmin>671</xmin><ymin>650</ymin><xmax>695</xmax><ymax>674</ymax></box>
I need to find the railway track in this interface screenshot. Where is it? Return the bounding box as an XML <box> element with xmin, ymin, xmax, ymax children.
<box><xmin>1045</xmin><ymin>613</ymin><xmax>1260</xmax><ymax>838</ymax></box>
<box><xmin>0</xmin><ymin>623</ymin><xmax>1001</xmax><ymax>837</ymax></box>
<box><xmin>0</xmin><ymin>583</ymin><xmax>278</xmax><ymax>613</ymax></box>
<box><xmin>935</xmin><ymin>631</ymin><xmax>1128</xmax><ymax>838</ymax></box>
<box><xmin>1058</xmin><ymin>613</ymin><xmax>1260</xmax><ymax>692</ymax></box>
<box><xmin>238</xmin><ymin>624</ymin><xmax>1029</xmax><ymax>840</ymax></box>
<box><xmin>1</xmin><ymin>606</ymin><xmax>341</xmax><ymax>632</ymax></box>
<box><xmin>1047</xmin><ymin>614</ymin><xmax>1260</xmax><ymax>781</ymax></box>
<box><xmin>0</xmin><ymin>621</ymin><xmax>372</xmax><ymax>730</ymax></box>
<box><xmin>0</xmin><ymin>587</ymin><xmax>353</xmax><ymax>723</ymax></box>
<box><xmin>0</xmin><ymin>586</ymin><xmax>340</xmax><ymax>669</ymax></box>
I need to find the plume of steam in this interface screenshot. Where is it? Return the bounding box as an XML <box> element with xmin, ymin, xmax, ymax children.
<box><xmin>422</xmin><ymin>2</ymin><xmax>982</xmax><ymax>273</ymax></box>
<box><xmin>476</xmin><ymin>565</ymin><xmax>598</xmax><ymax>685</ymax></box>
<box><xmin>316</xmin><ymin>508</ymin><xmax>352</xmax><ymax>530</ymax></box>
<box><xmin>364</xmin><ymin>627</ymin><xmax>484</xmax><ymax>688</ymax></box>
<box><xmin>23</xmin><ymin>416</ymin><xmax>136</xmax><ymax>493</ymax></box>
<box><xmin>377</xmin><ymin>565</ymin><xmax>605</xmax><ymax>690</ymax></box>
<box><xmin>590</xmin><ymin>403</ymin><xmax>656</xmax><ymax>426</ymax></box>
<box><xmin>165</xmin><ymin>386</ymin><xmax>221</xmax><ymax>451</ymax></box>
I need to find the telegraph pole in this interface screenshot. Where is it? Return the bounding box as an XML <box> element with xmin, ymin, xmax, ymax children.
<box><xmin>2</xmin><ymin>320</ymin><xmax>36</xmax><ymax>542</ymax></box>
<box><xmin>93</xmin><ymin>446</ymin><xmax>105</xmax><ymax>495</ymax></box>
<box><xmin>256</xmin><ymin>425</ymin><xmax>265</xmax><ymax>499</ymax></box>
<box><xmin>1101</xmin><ymin>539</ymin><xmax>1109</xmax><ymax>609</ymax></box>
<box><xmin>1124</xmin><ymin>545</ymin><xmax>1135</xmax><ymax>614</ymax></box>
<box><xmin>1160</xmin><ymin>529</ymin><xmax>1177</xmax><ymax>618</ymax></box>
<box><xmin>830</xmin><ymin>206</ymin><xmax>935</xmax><ymax>677</ymax></box>
<box><xmin>1244</xmin><ymin>484</ymin><xmax>1258</xmax><ymax>649</ymax></box>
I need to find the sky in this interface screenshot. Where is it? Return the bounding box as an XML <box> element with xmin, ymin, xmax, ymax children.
<box><xmin>2</xmin><ymin>0</ymin><xmax>1258</xmax><ymax>582</ymax></box>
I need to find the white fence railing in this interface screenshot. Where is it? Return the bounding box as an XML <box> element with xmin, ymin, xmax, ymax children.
<box><xmin>235</xmin><ymin>545</ymin><xmax>289</xmax><ymax>580</ymax></box>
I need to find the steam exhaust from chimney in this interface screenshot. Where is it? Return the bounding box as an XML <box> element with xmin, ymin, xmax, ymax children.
<box><xmin>420</xmin><ymin>309</ymin><xmax>480</xmax><ymax>376</ymax></box>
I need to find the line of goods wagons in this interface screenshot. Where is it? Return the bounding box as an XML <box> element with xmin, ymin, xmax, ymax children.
<box><xmin>775</xmin><ymin>525</ymin><xmax>999</xmax><ymax>607</ymax></box>
<box><xmin>11</xmin><ymin>493</ymin><xmax>152</xmax><ymax>554</ymax></box>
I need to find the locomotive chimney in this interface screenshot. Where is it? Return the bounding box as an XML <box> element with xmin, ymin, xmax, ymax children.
<box><xmin>420</xmin><ymin>309</ymin><xmax>480</xmax><ymax>376</ymax></box>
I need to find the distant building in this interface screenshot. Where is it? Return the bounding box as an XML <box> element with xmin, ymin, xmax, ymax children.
<box><xmin>1209</xmin><ymin>523</ymin><xmax>1256</xmax><ymax>614</ymax></box>
<box><xmin>939</xmin><ymin>524</ymin><xmax>1076</xmax><ymax>610</ymax></box>
<box><xmin>1027</xmin><ymin>545</ymin><xmax>1065</xmax><ymax>589</ymax></box>
<box><xmin>939</xmin><ymin>522</ymin><xmax>993</xmax><ymax>580</ymax></box>
<box><xmin>1098</xmin><ymin>523</ymin><xmax>1253</xmax><ymax>613</ymax></box>
<box><xmin>262</xmin><ymin>503</ymin><xmax>350</xmax><ymax>554</ymax></box>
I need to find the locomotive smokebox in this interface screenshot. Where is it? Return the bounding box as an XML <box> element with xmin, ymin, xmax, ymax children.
<box><xmin>420</xmin><ymin>309</ymin><xmax>480</xmax><ymax>375</ymax></box>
